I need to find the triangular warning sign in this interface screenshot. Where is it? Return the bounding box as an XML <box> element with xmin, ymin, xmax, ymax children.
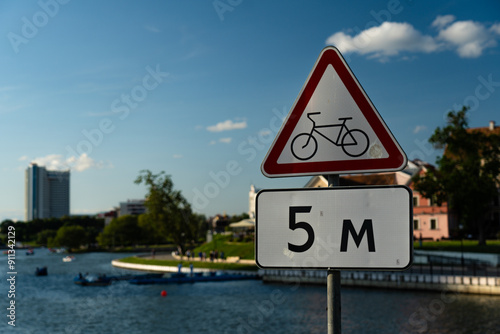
<box><xmin>261</xmin><ymin>46</ymin><xmax>407</xmax><ymax>177</ymax></box>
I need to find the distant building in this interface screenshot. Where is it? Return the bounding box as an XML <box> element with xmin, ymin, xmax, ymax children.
<box><xmin>210</xmin><ymin>213</ymin><xmax>230</xmax><ymax>234</ymax></box>
<box><xmin>119</xmin><ymin>199</ymin><xmax>147</xmax><ymax>217</ymax></box>
<box><xmin>248</xmin><ymin>185</ymin><xmax>260</xmax><ymax>219</ymax></box>
<box><xmin>25</xmin><ymin>163</ymin><xmax>70</xmax><ymax>221</ymax></box>
<box><xmin>96</xmin><ymin>210</ymin><xmax>118</xmax><ymax>226</ymax></box>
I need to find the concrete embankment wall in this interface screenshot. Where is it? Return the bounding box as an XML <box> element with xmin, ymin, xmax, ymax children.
<box><xmin>111</xmin><ymin>259</ymin><xmax>257</xmax><ymax>276</ymax></box>
<box><xmin>414</xmin><ymin>250</ymin><xmax>500</xmax><ymax>266</ymax></box>
<box><xmin>260</xmin><ymin>269</ymin><xmax>500</xmax><ymax>296</ymax></box>
<box><xmin>112</xmin><ymin>260</ymin><xmax>211</xmax><ymax>273</ymax></box>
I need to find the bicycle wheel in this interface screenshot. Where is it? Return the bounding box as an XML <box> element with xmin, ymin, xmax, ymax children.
<box><xmin>341</xmin><ymin>129</ymin><xmax>369</xmax><ymax>157</ymax></box>
<box><xmin>291</xmin><ymin>133</ymin><xmax>318</xmax><ymax>161</ymax></box>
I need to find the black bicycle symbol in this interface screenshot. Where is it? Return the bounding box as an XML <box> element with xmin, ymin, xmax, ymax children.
<box><xmin>291</xmin><ymin>112</ymin><xmax>369</xmax><ymax>160</ymax></box>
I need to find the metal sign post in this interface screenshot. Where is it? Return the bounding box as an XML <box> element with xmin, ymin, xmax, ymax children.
<box><xmin>327</xmin><ymin>175</ymin><xmax>341</xmax><ymax>334</ymax></box>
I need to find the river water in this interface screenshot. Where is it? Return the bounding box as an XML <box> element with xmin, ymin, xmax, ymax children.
<box><xmin>1</xmin><ymin>249</ymin><xmax>499</xmax><ymax>333</ymax></box>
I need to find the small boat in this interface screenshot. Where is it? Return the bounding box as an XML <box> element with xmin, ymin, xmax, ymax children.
<box><xmin>74</xmin><ymin>274</ymin><xmax>112</xmax><ymax>286</ymax></box>
<box><xmin>62</xmin><ymin>255</ymin><xmax>75</xmax><ymax>262</ymax></box>
<box><xmin>49</xmin><ymin>248</ymin><xmax>67</xmax><ymax>253</ymax></box>
<box><xmin>26</xmin><ymin>249</ymin><xmax>35</xmax><ymax>255</ymax></box>
<box><xmin>35</xmin><ymin>267</ymin><xmax>48</xmax><ymax>276</ymax></box>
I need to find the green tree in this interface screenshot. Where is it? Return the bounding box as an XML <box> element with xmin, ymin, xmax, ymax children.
<box><xmin>53</xmin><ymin>225</ymin><xmax>87</xmax><ymax>251</ymax></box>
<box><xmin>36</xmin><ymin>230</ymin><xmax>57</xmax><ymax>246</ymax></box>
<box><xmin>229</xmin><ymin>212</ymin><xmax>250</xmax><ymax>223</ymax></box>
<box><xmin>137</xmin><ymin>213</ymin><xmax>164</xmax><ymax>245</ymax></box>
<box><xmin>1</xmin><ymin>216</ymin><xmax>104</xmax><ymax>244</ymax></box>
<box><xmin>0</xmin><ymin>220</ymin><xmax>15</xmax><ymax>234</ymax></box>
<box><xmin>135</xmin><ymin>170</ymin><xmax>198</xmax><ymax>254</ymax></box>
<box><xmin>97</xmin><ymin>215</ymin><xmax>143</xmax><ymax>247</ymax></box>
<box><xmin>413</xmin><ymin>106</ymin><xmax>500</xmax><ymax>245</ymax></box>
<box><xmin>186</xmin><ymin>212</ymin><xmax>208</xmax><ymax>244</ymax></box>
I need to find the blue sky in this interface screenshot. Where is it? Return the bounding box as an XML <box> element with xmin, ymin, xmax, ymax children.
<box><xmin>1</xmin><ymin>0</ymin><xmax>499</xmax><ymax>222</ymax></box>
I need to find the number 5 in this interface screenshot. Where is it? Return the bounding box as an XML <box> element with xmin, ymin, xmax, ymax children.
<box><xmin>288</xmin><ymin>206</ymin><xmax>314</xmax><ymax>252</ymax></box>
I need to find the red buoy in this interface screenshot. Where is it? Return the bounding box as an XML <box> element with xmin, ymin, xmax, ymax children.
<box><xmin>161</xmin><ymin>290</ymin><xmax>167</xmax><ymax>297</ymax></box>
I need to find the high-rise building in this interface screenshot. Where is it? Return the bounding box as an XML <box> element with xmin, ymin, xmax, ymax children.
<box><xmin>119</xmin><ymin>199</ymin><xmax>146</xmax><ymax>216</ymax></box>
<box><xmin>25</xmin><ymin>163</ymin><xmax>70</xmax><ymax>221</ymax></box>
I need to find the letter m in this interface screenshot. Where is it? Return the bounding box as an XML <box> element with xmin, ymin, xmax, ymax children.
<box><xmin>340</xmin><ymin>219</ymin><xmax>375</xmax><ymax>252</ymax></box>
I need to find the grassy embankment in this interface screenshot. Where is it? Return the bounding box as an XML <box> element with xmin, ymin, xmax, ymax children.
<box><xmin>118</xmin><ymin>236</ymin><xmax>500</xmax><ymax>271</ymax></box>
<box><xmin>413</xmin><ymin>239</ymin><xmax>500</xmax><ymax>253</ymax></box>
<box><xmin>119</xmin><ymin>234</ymin><xmax>257</xmax><ymax>271</ymax></box>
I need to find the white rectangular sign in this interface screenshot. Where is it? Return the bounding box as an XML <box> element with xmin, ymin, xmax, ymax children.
<box><xmin>255</xmin><ymin>186</ymin><xmax>413</xmax><ymax>270</ymax></box>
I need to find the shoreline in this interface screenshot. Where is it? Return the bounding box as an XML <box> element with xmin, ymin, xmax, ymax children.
<box><xmin>112</xmin><ymin>255</ymin><xmax>500</xmax><ymax>296</ymax></box>
<box><xmin>111</xmin><ymin>259</ymin><xmax>258</xmax><ymax>276</ymax></box>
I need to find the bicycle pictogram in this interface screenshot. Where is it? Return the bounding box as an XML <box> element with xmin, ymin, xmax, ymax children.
<box><xmin>291</xmin><ymin>112</ymin><xmax>369</xmax><ymax>161</ymax></box>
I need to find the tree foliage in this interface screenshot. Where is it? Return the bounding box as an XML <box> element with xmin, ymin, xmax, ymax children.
<box><xmin>0</xmin><ymin>216</ymin><xmax>104</xmax><ymax>244</ymax></box>
<box><xmin>413</xmin><ymin>106</ymin><xmax>500</xmax><ymax>245</ymax></box>
<box><xmin>97</xmin><ymin>215</ymin><xmax>144</xmax><ymax>247</ymax></box>
<box><xmin>135</xmin><ymin>170</ymin><xmax>204</xmax><ymax>253</ymax></box>
<box><xmin>53</xmin><ymin>225</ymin><xmax>87</xmax><ymax>251</ymax></box>
<box><xmin>230</xmin><ymin>212</ymin><xmax>250</xmax><ymax>223</ymax></box>
<box><xmin>36</xmin><ymin>229</ymin><xmax>57</xmax><ymax>246</ymax></box>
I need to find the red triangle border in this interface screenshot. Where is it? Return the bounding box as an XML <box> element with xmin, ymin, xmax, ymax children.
<box><xmin>261</xmin><ymin>46</ymin><xmax>407</xmax><ymax>177</ymax></box>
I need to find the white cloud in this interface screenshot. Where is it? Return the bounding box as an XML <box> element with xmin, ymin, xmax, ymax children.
<box><xmin>173</xmin><ymin>154</ymin><xmax>183</xmax><ymax>159</ymax></box>
<box><xmin>437</xmin><ymin>20</ymin><xmax>497</xmax><ymax>58</ymax></box>
<box><xmin>32</xmin><ymin>154</ymin><xmax>69</xmax><ymax>170</ymax></box>
<box><xmin>66</xmin><ymin>154</ymin><xmax>96</xmax><ymax>172</ymax></box>
<box><xmin>432</xmin><ymin>15</ymin><xmax>456</xmax><ymax>29</ymax></box>
<box><xmin>30</xmin><ymin>153</ymin><xmax>110</xmax><ymax>172</ymax></box>
<box><xmin>18</xmin><ymin>155</ymin><xmax>28</xmax><ymax>161</ymax></box>
<box><xmin>207</xmin><ymin>119</ymin><xmax>247</xmax><ymax>132</ymax></box>
<box><xmin>326</xmin><ymin>22</ymin><xmax>439</xmax><ymax>60</ymax></box>
<box><xmin>326</xmin><ymin>16</ymin><xmax>500</xmax><ymax>61</ymax></box>
<box><xmin>258</xmin><ymin>129</ymin><xmax>272</xmax><ymax>137</ymax></box>
<box><xmin>491</xmin><ymin>23</ymin><xmax>500</xmax><ymax>35</ymax></box>
<box><xmin>219</xmin><ymin>137</ymin><xmax>232</xmax><ymax>144</ymax></box>
<box><xmin>413</xmin><ymin>125</ymin><xmax>427</xmax><ymax>134</ymax></box>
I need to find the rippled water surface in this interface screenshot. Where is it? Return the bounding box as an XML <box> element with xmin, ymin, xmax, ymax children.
<box><xmin>2</xmin><ymin>249</ymin><xmax>499</xmax><ymax>333</ymax></box>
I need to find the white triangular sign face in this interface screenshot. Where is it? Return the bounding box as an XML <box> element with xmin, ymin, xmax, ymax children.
<box><xmin>261</xmin><ymin>46</ymin><xmax>407</xmax><ymax>177</ymax></box>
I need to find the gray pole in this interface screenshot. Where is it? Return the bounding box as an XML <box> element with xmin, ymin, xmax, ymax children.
<box><xmin>327</xmin><ymin>174</ymin><xmax>341</xmax><ymax>334</ymax></box>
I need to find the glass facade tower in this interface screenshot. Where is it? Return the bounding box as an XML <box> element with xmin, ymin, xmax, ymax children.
<box><xmin>25</xmin><ymin>163</ymin><xmax>70</xmax><ymax>221</ymax></box>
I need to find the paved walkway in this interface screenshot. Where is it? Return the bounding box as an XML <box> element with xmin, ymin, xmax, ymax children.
<box><xmin>142</xmin><ymin>252</ymin><xmax>256</xmax><ymax>265</ymax></box>
<box><xmin>112</xmin><ymin>252</ymin><xmax>256</xmax><ymax>274</ymax></box>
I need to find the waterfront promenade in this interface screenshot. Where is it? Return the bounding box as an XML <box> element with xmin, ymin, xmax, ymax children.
<box><xmin>112</xmin><ymin>251</ymin><xmax>500</xmax><ymax>295</ymax></box>
<box><xmin>111</xmin><ymin>252</ymin><xmax>256</xmax><ymax>275</ymax></box>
